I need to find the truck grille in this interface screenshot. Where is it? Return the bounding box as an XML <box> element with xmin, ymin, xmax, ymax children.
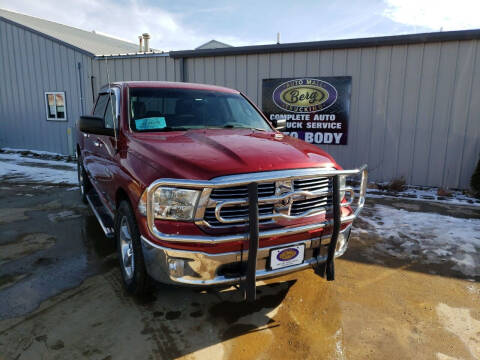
<box><xmin>203</xmin><ymin>177</ymin><xmax>332</xmax><ymax>227</ymax></box>
<box><xmin>294</xmin><ymin>177</ymin><xmax>330</xmax><ymax>192</ymax></box>
<box><xmin>290</xmin><ymin>197</ymin><xmax>332</xmax><ymax>216</ymax></box>
<box><xmin>210</xmin><ymin>183</ymin><xmax>275</xmax><ymax>200</ymax></box>
<box><xmin>204</xmin><ymin>204</ymin><xmax>274</xmax><ymax>227</ymax></box>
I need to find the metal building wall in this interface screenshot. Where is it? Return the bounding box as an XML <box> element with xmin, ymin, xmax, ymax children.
<box><xmin>178</xmin><ymin>41</ymin><xmax>480</xmax><ymax>189</ymax></box>
<box><xmin>0</xmin><ymin>19</ymin><xmax>93</xmax><ymax>155</ymax></box>
<box><xmin>1</xmin><ymin>17</ymin><xmax>478</xmax><ymax>188</ymax></box>
<box><xmin>91</xmin><ymin>55</ymin><xmax>180</xmax><ymax>95</ymax></box>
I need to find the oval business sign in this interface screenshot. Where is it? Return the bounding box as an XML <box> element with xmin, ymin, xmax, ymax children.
<box><xmin>272</xmin><ymin>78</ymin><xmax>338</xmax><ymax>113</ymax></box>
<box><xmin>276</xmin><ymin>248</ymin><xmax>299</xmax><ymax>262</ymax></box>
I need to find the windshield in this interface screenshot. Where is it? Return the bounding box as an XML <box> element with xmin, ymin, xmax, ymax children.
<box><xmin>129</xmin><ymin>87</ymin><xmax>272</xmax><ymax>132</ymax></box>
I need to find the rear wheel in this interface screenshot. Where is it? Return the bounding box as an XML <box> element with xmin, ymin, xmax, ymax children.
<box><xmin>115</xmin><ymin>200</ymin><xmax>151</xmax><ymax>296</ymax></box>
<box><xmin>77</xmin><ymin>153</ymin><xmax>90</xmax><ymax>204</ymax></box>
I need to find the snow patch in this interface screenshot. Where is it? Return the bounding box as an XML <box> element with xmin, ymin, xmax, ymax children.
<box><xmin>364</xmin><ymin>186</ymin><xmax>480</xmax><ymax>207</ymax></box>
<box><xmin>1</xmin><ymin>147</ymin><xmax>70</xmax><ymax>157</ymax></box>
<box><xmin>0</xmin><ymin>153</ymin><xmax>76</xmax><ymax>168</ymax></box>
<box><xmin>360</xmin><ymin>204</ymin><xmax>480</xmax><ymax>276</ymax></box>
<box><xmin>0</xmin><ymin>153</ymin><xmax>77</xmax><ymax>185</ymax></box>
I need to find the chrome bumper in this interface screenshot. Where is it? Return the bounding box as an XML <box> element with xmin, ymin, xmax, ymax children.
<box><xmin>140</xmin><ymin>225</ymin><xmax>352</xmax><ymax>286</ymax></box>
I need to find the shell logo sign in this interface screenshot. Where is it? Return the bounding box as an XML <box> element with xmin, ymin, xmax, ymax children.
<box><xmin>272</xmin><ymin>78</ymin><xmax>338</xmax><ymax>113</ymax></box>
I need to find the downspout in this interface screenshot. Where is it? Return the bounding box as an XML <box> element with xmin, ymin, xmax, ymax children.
<box><xmin>71</xmin><ymin>62</ymin><xmax>85</xmax><ymax>156</ymax></box>
<box><xmin>77</xmin><ymin>62</ymin><xmax>84</xmax><ymax>114</ymax></box>
<box><xmin>90</xmin><ymin>76</ymin><xmax>95</xmax><ymax>104</ymax></box>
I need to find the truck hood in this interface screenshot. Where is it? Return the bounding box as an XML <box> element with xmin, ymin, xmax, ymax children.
<box><xmin>128</xmin><ymin>129</ymin><xmax>338</xmax><ymax>181</ymax></box>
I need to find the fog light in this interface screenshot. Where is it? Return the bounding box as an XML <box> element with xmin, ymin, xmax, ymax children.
<box><xmin>335</xmin><ymin>233</ymin><xmax>346</xmax><ymax>253</ymax></box>
<box><xmin>335</xmin><ymin>228</ymin><xmax>351</xmax><ymax>256</ymax></box>
<box><xmin>168</xmin><ymin>258</ymin><xmax>184</xmax><ymax>278</ymax></box>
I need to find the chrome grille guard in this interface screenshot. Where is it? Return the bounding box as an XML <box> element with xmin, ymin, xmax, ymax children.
<box><xmin>144</xmin><ymin>165</ymin><xmax>368</xmax><ymax>244</ymax></box>
<box><xmin>145</xmin><ymin>165</ymin><xmax>367</xmax><ymax>301</ymax></box>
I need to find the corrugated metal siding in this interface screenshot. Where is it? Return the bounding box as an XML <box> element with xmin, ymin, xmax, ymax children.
<box><xmin>0</xmin><ymin>19</ymin><xmax>92</xmax><ymax>155</ymax></box>
<box><xmin>180</xmin><ymin>41</ymin><xmax>480</xmax><ymax>189</ymax></box>
<box><xmin>91</xmin><ymin>56</ymin><xmax>179</xmax><ymax>95</ymax></box>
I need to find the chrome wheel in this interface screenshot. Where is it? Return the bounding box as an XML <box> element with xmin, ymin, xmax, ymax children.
<box><xmin>119</xmin><ymin>216</ymin><xmax>135</xmax><ymax>280</ymax></box>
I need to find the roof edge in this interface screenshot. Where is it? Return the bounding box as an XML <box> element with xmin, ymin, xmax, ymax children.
<box><xmin>0</xmin><ymin>15</ymin><xmax>95</xmax><ymax>57</ymax></box>
<box><xmin>170</xmin><ymin>29</ymin><xmax>480</xmax><ymax>58</ymax></box>
<box><xmin>95</xmin><ymin>52</ymin><xmax>169</xmax><ymax>60</ymax></box>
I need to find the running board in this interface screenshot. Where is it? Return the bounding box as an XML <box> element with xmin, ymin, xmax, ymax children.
<box><xmin>86</xmin><ymin>191</ymin><xmax>115</xmax><ymax>239</ymax></box>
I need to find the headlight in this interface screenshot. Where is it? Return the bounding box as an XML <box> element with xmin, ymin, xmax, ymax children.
<box><xmin>153</xmin><ymin>188</ymin><xmax>200</xmax><ymax>220</ymax></box>
<box><xmin>138</xmin><ymin>187</ymin><xmax>200</xmax><ymax>221</ymax></box>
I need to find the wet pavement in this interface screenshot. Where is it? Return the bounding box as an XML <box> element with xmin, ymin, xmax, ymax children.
<box><xmin>0</xmin><ymin>176</ymin><xmax>479</xmax><ymax>359</ymax></box>
<box><xmin>0</xmin><ymin>184</ymin><xmax>115</xmax><ymax>320</ymax></box>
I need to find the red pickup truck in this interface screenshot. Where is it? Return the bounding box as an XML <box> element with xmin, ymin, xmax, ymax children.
<box><xmin>77</xmin><ymin>81</ymin><xmax>367</xmax><ymax>300</ymax></box>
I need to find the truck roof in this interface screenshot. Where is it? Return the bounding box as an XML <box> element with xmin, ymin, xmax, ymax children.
<box><xmin>105</xmin><ymin>81</ymin><xmax>239</xmax><ymax>94</ymax></box>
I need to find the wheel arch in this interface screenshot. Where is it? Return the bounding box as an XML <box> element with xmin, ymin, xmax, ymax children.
<box><xmin>115</xmin><ymin>187</ymin><xmax>131</xmax><ymax>209</ymax></box>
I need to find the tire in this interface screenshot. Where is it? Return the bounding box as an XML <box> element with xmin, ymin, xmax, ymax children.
<box><xmin>77</xmin><ymin>153</ymin><xmax>90</xmax><ymax>204</ymax></box>
<box><xmin>115</xmin><ymin>200</ymin><xmax>151</xmax><ymax>296</ymax></box>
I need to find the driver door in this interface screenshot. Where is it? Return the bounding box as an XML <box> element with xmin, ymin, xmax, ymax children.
<box><xmin>84</xmin><ymin>93</ymin><xmax>109</xmax><ymax>191</ymax></box>
<box><xmin>92</xmin><ymin>89</ymin><xmax>120</xmax><ymax>210</ymax></box>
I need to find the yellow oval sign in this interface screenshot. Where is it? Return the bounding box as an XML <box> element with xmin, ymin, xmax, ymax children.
<box><xmin>272</xmin><ymin>78</ymin><xmax>338</xmax><ymax>113</ymax></box>
<box><xmin>277</xmin><ymin>248</ymin><xmax>298</xmax><ymax>261</ymax></box>
<box><xmin>280</xmin><ymin>85</ymin><xmax>328</xmax><ymax>107</ymax></box>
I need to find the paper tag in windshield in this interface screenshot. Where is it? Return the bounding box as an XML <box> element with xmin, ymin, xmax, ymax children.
<box><xmin>135</xmin><ymin>117</ymin><xmax>166</xmax><ymax>130</ymax></box>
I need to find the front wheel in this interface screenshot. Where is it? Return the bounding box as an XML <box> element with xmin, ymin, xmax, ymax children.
<box><xmin>115</xmin><ymin>200</ymin><xmax>151</xmax><ymax>296</ymax></box>
<box><xmin>77</xmin><ymin>153</ymin><xmax>90</xmax><ymax>204</ymax></box>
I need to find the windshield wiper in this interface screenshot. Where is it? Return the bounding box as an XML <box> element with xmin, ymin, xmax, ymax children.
<box><xmin>158</xmin><ymin>126</ymin><xmax>188</xmax><ymax>132</ymax></box>
<box><xmin>222</xmin><ymin>125</ymin><xmax>267</xmax><ymax>131</ymax></box>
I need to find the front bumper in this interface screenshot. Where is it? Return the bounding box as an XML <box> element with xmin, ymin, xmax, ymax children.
<box><xmin>141</xmin><ymin>225</ymin><xmax>352</xmax><ymax>286</ymax></box>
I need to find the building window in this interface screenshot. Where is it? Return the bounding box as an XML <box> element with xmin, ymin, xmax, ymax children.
<box><xmin>45</xmin><ymin>92</ymin><xmax>66</xmax><ymax>121</ymax></box>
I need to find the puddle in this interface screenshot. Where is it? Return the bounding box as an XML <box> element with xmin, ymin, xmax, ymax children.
<box><xmin>0</xmin><ymin>273</ymin><xmax>30</xmax><ymax>291</ymax></box>
<box><xmin>0</xmin><ymin>233</ymin><xmax>56</xmax><ymax>266</ymax></box>
<box><xmin>0</xmin><ymin>208</ymin><xmax>30</xmax><ymax>224</ymax></box>
<box><xmin>209</xmin><ymin>281</ymin><xmax>294</xmax><ymax>325</ymax></box>
<box><xmin>37</xmin><ymin>200</ymin><xmax>63</xmax><ymax>211</ymax></box>
<box><xmin>48</xmin><ymin>210</ymin><xmax>81</xmax><ymax>223</ymax></box>
<box><xmin>0</xmin><ymin>200</ymin><xmax>66</xmax><ymax>226</ymax></box>
<box><xmin>165</xmin><ymin>311</ymin><xmax>182</xmax><ymax>320</ymax></box>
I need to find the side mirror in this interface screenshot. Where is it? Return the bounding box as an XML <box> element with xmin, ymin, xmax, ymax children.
<box><xmin>79</xmin><ymin>116</ymin><xmax>115</xmax><ymax>136</ymax></box>
<box><xmin>271</xmin><ymin>118</ymin><xmax>286</xmax><ymax>131</ymax></box>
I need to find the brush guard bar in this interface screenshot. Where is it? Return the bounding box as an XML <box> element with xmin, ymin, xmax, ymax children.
<box><xmin>143</xmin><ymin>165</ymin><xmax>368</xmax><ymax>301</ymax></box>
